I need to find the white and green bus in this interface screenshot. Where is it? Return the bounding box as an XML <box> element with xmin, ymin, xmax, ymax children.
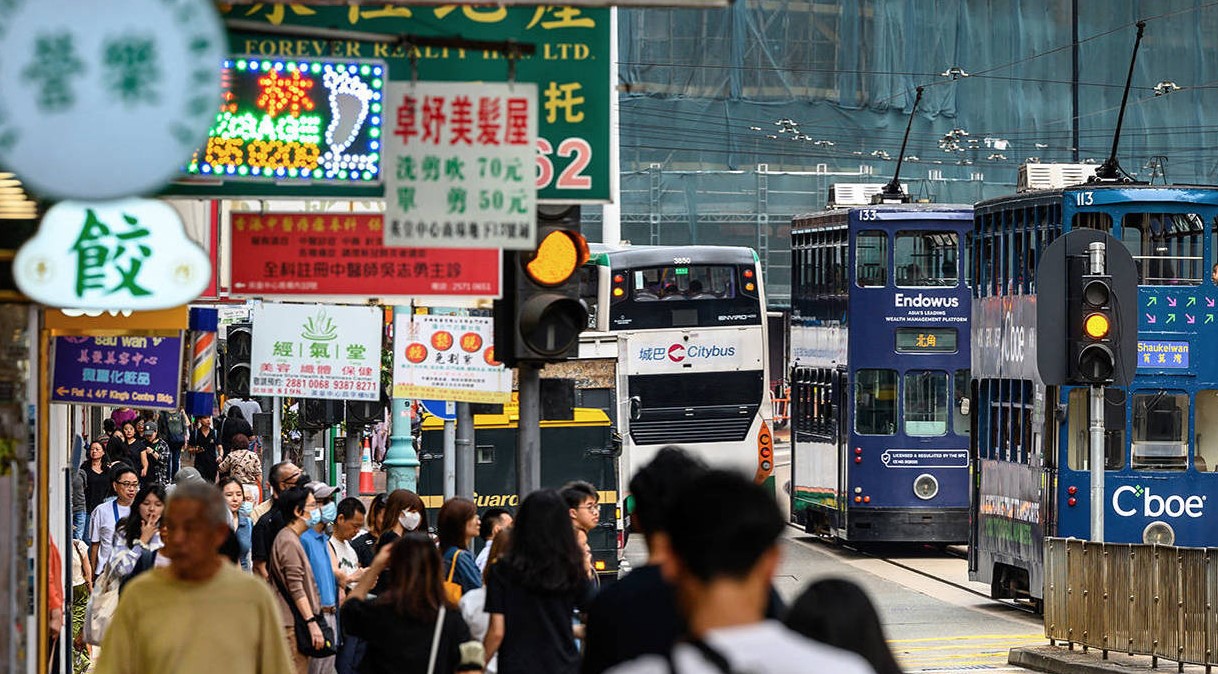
<box><xmin>579</xmin><ymin>244</ymin><xmax>775</xmax><ymax>495</ymax></box>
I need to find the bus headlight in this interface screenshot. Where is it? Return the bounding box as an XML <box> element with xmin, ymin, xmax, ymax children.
<box><xmin>1143</xmin><ymin>521</ymin><xmax>1175</xmax><ymax>546</ymax></box>
<box><xmin>913</xmin><ymin>474</ymin><xmax>939</xmax><ymax>500</ymax></box>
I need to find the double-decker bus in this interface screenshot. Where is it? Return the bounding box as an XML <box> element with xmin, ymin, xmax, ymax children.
<box><xmin>580</xmin><ymin>244</ymin><xmax>774</xmax><ymax>488</ymax></box>
<box><xmin>789</xmin><ymin>204</ymin><xmax>973</xmax><ymax>543</ymax></box>
<box><xmin>968</xmin><ymin>179</ymin><xmax>1218</xmax><ymax>605</ymax></box>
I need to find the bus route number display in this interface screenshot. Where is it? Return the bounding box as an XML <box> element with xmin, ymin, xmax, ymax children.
<box><xmin>185</xmin><ymin>57</ymin><xmax>386</xmax><ymax>184</ymax></box>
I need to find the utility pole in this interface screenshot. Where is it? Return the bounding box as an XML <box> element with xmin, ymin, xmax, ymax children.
<box><xmin>455</xmin><ymin>402</ymin><xmax>475</xmax><ymax>498</ymax></box>
<box><xmin>517</xmin><ymin>363</ymin><xmax>542</xmax><ymax>495</ymax></box>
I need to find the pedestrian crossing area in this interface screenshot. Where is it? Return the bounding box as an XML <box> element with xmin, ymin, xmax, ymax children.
<box><xmin>890</xmin><ymin>632</ymin><xmax>1045</xmax><ymax>672</ymax></box>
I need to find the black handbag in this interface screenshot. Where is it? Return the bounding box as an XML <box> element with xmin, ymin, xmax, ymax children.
<box><xmin>271</xmin><ymin>569</ymin><xmax>336</xmax><ymax>657</ymax></box>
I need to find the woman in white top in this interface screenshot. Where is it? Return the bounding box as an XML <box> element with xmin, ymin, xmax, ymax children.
<box><xmin>459</xmin><ymin>528</ymin><xmax>510</xmax><ymax>674</ymax></box>
<box><xmin>109</xmin><ymin>484</ymin><xmax>166</xmax><ymax>577</ymax></box>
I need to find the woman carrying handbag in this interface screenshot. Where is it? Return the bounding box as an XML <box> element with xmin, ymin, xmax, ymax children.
<box><xmin>340</xmin><ymin>533</ymin><xmax>479</xmax><ymax>674</ymax></box>
<box><xmin>269</xmin><ymin>486</ymin><xmax>334</xmax><ymax>674</ymax></box>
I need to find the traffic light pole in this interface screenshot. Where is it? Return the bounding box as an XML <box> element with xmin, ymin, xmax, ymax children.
<box><xmin>1088</xmin><ymin>241</ymin><xmax>1107</xmax><ymax>543</ymax></box>
<box><xmin>517</xmin><ymin>363</ymin><xmax>542</xmax><ymax>496</ymax></box>
<box><xmin>455</xmin><ymin>402</ymin><xmax>475</xmax><ymax>499</ymax></box>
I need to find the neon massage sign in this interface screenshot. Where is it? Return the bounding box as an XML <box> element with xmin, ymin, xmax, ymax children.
<box><xmin>185</xmin><ymin>57</ymin><xmax>386</xmax><ymax>183</ymax></box>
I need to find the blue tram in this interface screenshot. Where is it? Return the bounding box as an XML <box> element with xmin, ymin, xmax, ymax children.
<box><xmin>789</xmin><ymin>203</ymin><xmax>973</xmax><ymax>543</ymax></box>
<box><xmin>969</xmin><ymin>182</ymin><xmax>1218</xmax><ymax>603</ymax></box>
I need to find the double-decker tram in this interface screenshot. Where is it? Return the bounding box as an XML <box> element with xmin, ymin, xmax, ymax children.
<box><xmin>580</xmin><ymin>244</ymin><xmax>774</xmax><ymax>487</ymax></box>
<box><xmin>789</xmin><ymin>201</ymin><xmax>973</xmax><ymax>543</ymax></box>
<box><xmin>968</xmin><ymin>173</ymin><xmax>1218</xmax><ymax>605</ymax></box>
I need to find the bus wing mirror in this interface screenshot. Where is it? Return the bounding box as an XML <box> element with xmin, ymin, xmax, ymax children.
<box><xmin>628</xmin><ymin>396</ymin><xmax>642</xmax><ymax>421</ymax></box>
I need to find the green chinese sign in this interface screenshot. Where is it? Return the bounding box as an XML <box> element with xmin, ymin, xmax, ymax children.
<box><xmin>183</xmin><ymin>4</ymin><xmax>609</xmax><ymax>202</ymax></box>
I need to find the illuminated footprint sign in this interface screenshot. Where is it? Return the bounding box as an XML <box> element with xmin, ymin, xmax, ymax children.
<box><xmin>185</xmin><ymin>57</ymin><xmax>385</xmax><ymax>183</ymax></box>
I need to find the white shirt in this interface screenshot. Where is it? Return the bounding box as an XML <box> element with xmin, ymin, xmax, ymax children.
<box><xmin>88</xmin><ymin>498</ymin><xmax>131</xmax><ymax>574</ymax></box>
<box><xmin>475</xmin><ymin>539</ymin><xmax>493</xmax><ymax>572</ymax></box>
<box><xmin>328</xmin><ymin>536</ymin><xmax>360</xmax><ymax>589</ymax></box>
<box><xmin>605</xmin><ymin>621</ymin><xmax>875</xmax><ymax>674</ymax></box>
<box><xmin>458</xmin><ymin>587</ymin><xmax>497</xmax><ymax>673</ymax></box>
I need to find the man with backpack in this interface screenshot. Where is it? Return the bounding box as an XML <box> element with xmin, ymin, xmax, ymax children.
<box><xmin>158</xmin><ymin>407</ymin><xmax>189</xmax><ymax>477</ymax></box>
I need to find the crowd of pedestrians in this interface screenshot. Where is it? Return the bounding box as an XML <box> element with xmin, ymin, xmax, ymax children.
<box><xmin>69</xmin><ymin>404</ymin><xmax>900</xmax><ymax>674</ymax></box>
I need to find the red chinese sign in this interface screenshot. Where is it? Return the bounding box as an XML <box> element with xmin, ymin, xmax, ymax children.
<box><xmin>229</xmin><ymin>212</ymin><xmax>501</xmax><ymax>297</ymax></box>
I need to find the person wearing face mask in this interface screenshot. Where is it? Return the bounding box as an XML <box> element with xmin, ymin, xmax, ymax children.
<box><xmin>220</xmin><ymin>478</ymin><xmax>254</xmax><ymax>571</ymax></box>
<box><xmin>302</xmin><ymin>482</ymin><xmax>341</xmax><ymax>674</ymax></box>
<box><xmin>373</xmin><ymin>489</ymin><xmax>428</xmax><ymax>594</ymax></box>
<box><xmin>270</xmin><ymin>486</ymin><xmax>326</xmax><ymax>674</ymax></box>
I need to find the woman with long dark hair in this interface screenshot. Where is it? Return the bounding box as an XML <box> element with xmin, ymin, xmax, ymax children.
<box><xmin>784</xmin><ymin>578</ymin><xmax>903</xmax><ymax>674</ymax></box>
<box><xmin>437</xmin><ymin>498</ymin><xmax>482</xmax><ymax>595</ymax></box>
<box><xmin>107</xmin><ymin>484</ymin><xmax>167</xmax><ymax>579</ymax></box>
<box><xmin>341</xmin><ymin>533</ymin><xmax>472</xmax><ymax>674</ymax></box>
<box><xmin>80</xmin><ymin>441</ymin><xmax>111</xmax><ymax>534</ymax></box>
<box><xmin>483</xmin><ymin>489</ymin><xmax>592</xmax><ymax>674</ymax></box>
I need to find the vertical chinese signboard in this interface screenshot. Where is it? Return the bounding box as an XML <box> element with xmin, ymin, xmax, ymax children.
<box><xmin>229</xmin><ymin>212</ymin><xmax>501</xmax><ymax>296</ymax></box>
<box><xmin>250</xmin><ymin>303</ymin><xmax>382</xmax><ymax>401</ymax></box>
<box><xmin>384</xmin><ymin>82</ymin><xmax>537</xmax><ymax>249</ymax></box>
<box><xmin>52</xmin><ymin>335</ymin><xmax>184</xmax><ymax>409</ymax></box>
<box><xmin>392</xmin><ymin>313</ymin><xmax>510</xmax><ymax>403</ymax></box>
<box><xmin>202</xmin><ymin>5</ymin><xmax>609</xmax><ymax>202</ymax></box>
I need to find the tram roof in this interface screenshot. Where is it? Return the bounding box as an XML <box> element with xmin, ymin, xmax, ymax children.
<box><xmin>975</xmin><ymin>182</ymin><xmax>1218</xmax><ymax>214</ymax></box>
<box><xmin>587</xmin><ymin>243</ymin><xmax>759</xmax><ymax>267</ymax></box>
<box><xmin>792</xmin><ymin>203</ymin><xmax>973</xmax><ymax>230</ymax></box>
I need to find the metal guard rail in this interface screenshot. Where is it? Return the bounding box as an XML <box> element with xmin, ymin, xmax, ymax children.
<box><xmin>1044</xmin><ymin>537</ymin><xmax>1217</xmax><ymax>672</ymax></box>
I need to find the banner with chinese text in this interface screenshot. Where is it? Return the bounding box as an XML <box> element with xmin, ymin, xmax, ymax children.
<box><xmin>230</xmin><ymin>212</ymin><xmax>500</xmax><ymax>297</ymax></box>
<box><xmin>198</xmin><ymin>6</ymin><xmax>609</xmax><ymax>202</ymax></box>
<box><xmin>52</xmin><ymin>335</ymin><xmax>184</xmax><ymax>410</ymax></box>
<box><xmin>384</xmin><ymin>82</ymin><xmax>537</xmax><ymax>249</ymax></box>
<box><xmin>392</xmin><ymin>312</ymin><xmax>509</xmax><ymax>403</ymax></box>
<box><xmin>251</xmin><ymin>303</ymin><xmax>382</xmax><ymax>401</ymax></box>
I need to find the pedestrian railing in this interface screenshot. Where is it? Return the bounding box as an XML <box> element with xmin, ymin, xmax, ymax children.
<box><xmin>1044</xmin><ymin>537</ymin><xmax>1217</xmax><ymax>671</ymax></box>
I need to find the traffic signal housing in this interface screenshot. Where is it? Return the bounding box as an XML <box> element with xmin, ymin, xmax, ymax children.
<box><xmin>224</xmin><ymin>322</ymin><xmax>253</xmax><ymax>398</ymax></box>
<box><xmin>493</xmin><ymin>205</ymin><xmax>590</xmax><ymax>367</ymax></box>
<box><xmin>1067</xmin><ymin>256</ymin><xmax>1116</xmax><ymax>384</ymax></box>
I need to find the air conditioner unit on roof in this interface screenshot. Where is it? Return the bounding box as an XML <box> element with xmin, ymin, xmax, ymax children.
<box><xmin>827</xmin><ymin>183</ymin><xmax>907</xmax><ymax>208</ymax></box>
<box><xmin>1018</xmin><ymin>163</ymin><xmax>1098</xmax><ymax>192</ymax></box>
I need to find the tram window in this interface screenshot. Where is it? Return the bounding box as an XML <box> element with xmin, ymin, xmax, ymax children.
<box><xmin>1121</xmin><ymin>213</ymin><xmax>1204</xmax><ymax>285</ymax></box>
<box><xmin>1066</xmin><ymin>388</ymin><xmax>1126</xmax><ymax>471</ymax></box>
<box><xmin>904</xmin><ymin>371</ymin><xmax>948</xmax><ymax>436</ymax></box>
<box><xmin>856</xmin><ymin>231</ymin><xmax>887</xmax><ymax>287</ymax></box>
<box><xmin>1072</xmin><ymin>211</ymin><xmax>1113</xmax><ymax>233</ymax></box>
<box><xmin>855</xmin><ymin>369</ymin><xmax>896</xmax><ymax>435</ymax></box>
<box><xmin>1132</xmin><ymin>392</ymin><xmax>1190</xmax><ymax>471</ymax></box>
<box><xmin>1195</xmin><ymin>390</ymin><xmax>1218</xmax><ymax>472</ymax></box>
<box><xmin>895</xmin><ymin>231</ymin><xmax>958</xmax><ymax>287</ymax></box>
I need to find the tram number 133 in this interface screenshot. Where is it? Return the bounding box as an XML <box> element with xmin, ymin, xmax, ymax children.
<box><xmin>536</xmin><ymin>137</ymin><xmax>593</xmax><ymax>191</ymax></box>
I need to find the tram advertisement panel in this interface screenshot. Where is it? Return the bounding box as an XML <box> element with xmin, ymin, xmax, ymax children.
<box><xmin>977</xmin><ymin>459</ymin><xmax>1043</xmax><ymax>562</ymax></box>
<box><xmin>972</xmin><ymin>296</ymin><xmax>1039</xmax><ymax>381</ymax></box>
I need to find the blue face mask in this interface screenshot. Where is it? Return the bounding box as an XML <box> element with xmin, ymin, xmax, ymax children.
<box><xmin>321</xmin><ymin>502</ymin><xmax>337</xmax><ymax>524</ymax></box>
<box><xmin>238</xmin><ymin>501</ymin><xmax>253</xmax><ymax>517</ymax></box>
<box><xmin>306</xmin><ymin>508</ymin><xmax>322</xmax><ymax>527</ymax></box>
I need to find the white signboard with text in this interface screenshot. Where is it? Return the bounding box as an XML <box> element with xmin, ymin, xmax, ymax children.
<box><xmin>251</xmin><ymin>303</ymin><xmax>382</xmax><ymax>401</ymax></box>
<box><xmin>622</xmin><ymin>329</ymin><xmax>763</xmax><ymax>375</ymax></box>
<box><xmin>392</xmin><ymin>312</ymin><xmax>510</xmax><ymax>403</ymax></box>
<box><xmin>383</xmin><ymin>81</ymin><xmax>538</xmax><ymax>250</ymax></box>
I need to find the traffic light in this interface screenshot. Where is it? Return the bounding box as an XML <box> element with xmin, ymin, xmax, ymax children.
<box><xmin>1067</xmin><ymin>256</ymin><xmax>1116</xmax><ymax>384</ymax></box>
<box><xmin>224</xmin><ymin>322</ymin><xmax>252</xmax><ymax>398</ymax></box>
<box><xmin>493</xmin><ymin>206</ymin><xmax>590</xmax><ymax>367</ymax></box>
<box><xmin>300</xmin><ymin>398</ymin><xmax>343</xmax><ymax>430</ymax></box>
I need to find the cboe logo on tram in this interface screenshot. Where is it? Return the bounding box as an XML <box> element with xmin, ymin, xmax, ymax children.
<box><xmin>1111</xmin><ymin>484</ymin><xmax>1205</xmax><ymax>518</ymax></box>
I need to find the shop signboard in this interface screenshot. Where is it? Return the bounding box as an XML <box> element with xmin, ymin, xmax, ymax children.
<box><xmin>250</xmin><ymin>302</ymin><xmax>381</xmax><ymax>401</ymax></box>
<box><xmin>52</xmin><ymin>335</ymin><xmax>183</xmax><ymax>409</ymax></box>
<box><xmin>392</xmin><ymin>312</ymin><xmax>509</xmax><ymax>403</ymax></box>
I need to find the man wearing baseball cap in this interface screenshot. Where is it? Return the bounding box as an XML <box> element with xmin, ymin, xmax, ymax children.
<box><xmin>301</xmin><ymin>481</ymin><xmax>341</xmax><ymax>673</ymax></box>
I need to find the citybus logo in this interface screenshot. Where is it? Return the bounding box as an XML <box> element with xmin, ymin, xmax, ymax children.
<box><xmin>1111</xmin><ymin>484</ymin><xmax>1206</xmax><ymax>518</ymax></box>
<box><xmin>637</xmin><ymin>343</ymin><xmax>737</xmax><ymax>363</ymax></box>
<box><xmin>894</xmin><ymin>293</ymin><xmax>960</xmax><ymax>309</ymax></box>
<box><xmin>667</xmin><ymin>344</ymin><xmax>685</xmax><ymax>362</ymax></box>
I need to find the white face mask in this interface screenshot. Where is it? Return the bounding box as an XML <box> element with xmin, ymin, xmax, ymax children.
<box><xmin>399</xmin><ymin>510</ymin><xmax>422</xmax><ymax>531</ymax></box>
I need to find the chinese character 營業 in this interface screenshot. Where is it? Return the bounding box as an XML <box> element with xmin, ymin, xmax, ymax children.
<box><xmin>102</xmin><ymin>35</ymin><xmax>161</xmax><ymax>105</ymax></box>
<box><xmin>22</xmin><ymin>33</ymin><xmax>85</xmax><ymax>112</ymax></box>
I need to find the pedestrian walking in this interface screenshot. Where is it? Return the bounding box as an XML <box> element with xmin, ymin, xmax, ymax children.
<box><xmin>120</xmin><ymin>421</ymin><xmax>145</xmax><ymax>472</ymax></box>
<box><xmin>93</xmin><ymin>481</ymin><xmax>293</xmax><ymax>674</ymax></box>
<box><xmin>474</xmin><ymin>508</ymin><xmax>512</xmax><ymax>573</ymax></box>
<box><xmin>68</xmin><ymin>536</ymin><xmax>93</xmax><ymax>674</ymax></box>
<box><xmin>461</xmin><ymin>529</ymin><xmax>510</xmax><ymax>674</ymax></box>
<box><xmin>373</xmin><ymin>489</ymin><xmax>428</xmax><ymax>594</ymax></box>
<box><xmin>81</xmin><ymin>442</ymin><xmax>111</xmax><ymax>530</ymax></box>
<box><xmin>561</xmin><ymin>481</ymin><xmax>600</xmax><ymax>581</ymax></box>
<box><xmin>483</xmin><ymin>489</ymin><xmax>594</xmax><ymax>674</ymax></box>
<box><xmin>784</xmin><ymin>579</ymin><xmax>902</xmax><ymax>674</ymax></box>
<box><xmin>140</xmin><ymin>422</ymin><xmax>170</xmax><ymax>486</ymax></box>
<box><xmin>438</xmin><ymin>497</ymin><xmax>482</xmax><ymax>598</ymax></box>
<box><xmin>303</xmin><ymin>481</ymin><xmax>341</xmax><ymax>674</ymax></box>
<box><xmin>218</xmin><ymin>433</ymin><xmax>264</xmax><ymax>496</ymax></box>
<box><xmin>349</xmin><ymin>492</ymin><xmax>386</xmax><ymax>568</ymax></box>
<box><xmin>102</xmin><ymin>419</ymin><xmax>125</xmax><ymax>466</ymax></box>
<box><xmin>251</xmin><ymin>461</ymin><xmax>304</xmax><ymax>579</ymax></box>
<box><xmin>187</xmin><ymin>415</ymin><xmax>221</xmax><ymax>483</ymax></box>
<box><xmin>88</xmin><ymin>465</ymin><xmax>138</xmax><ymax>578</ymax></box>
<box><xmin>341</xmin><ymin>532</ymin><xmax>474</xmax><ymax>674</ymax></box>
<box><xmin>70</xmin><ymin>463</ymin><xmax>87</xmax><ymax>542</ymax></box>
<box><xmin>269</xmin><ymin>486</ymin><xmax>329</xmax><ymax>674</ymax></box>
<box><xmin>114</xmin><ymin>484</ymin><xmax>166</xmax><ymax>564</ymax></box>
<box><xmin>220</xmin><ymin>477</ymin><xmax>254</xmax><ymax>571</ymax></box>
<box><xmin>605</xmin><ymin>471</ymin><xmax>874</xmax><ymax>674</ymax></box>
<box><xmin>219</xmin><ymin>406</ymin><xmax>254</xmax><ymax>456</ymax></box>
<box><xmin>329</xmin><ymin>497</ymin><xmax>367</xmax><ymax>674</ymax></box>
<box><xmin>157</xmin><ymin>407</ymin><xmax>189</xmax><ymax>478</ymax></box>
